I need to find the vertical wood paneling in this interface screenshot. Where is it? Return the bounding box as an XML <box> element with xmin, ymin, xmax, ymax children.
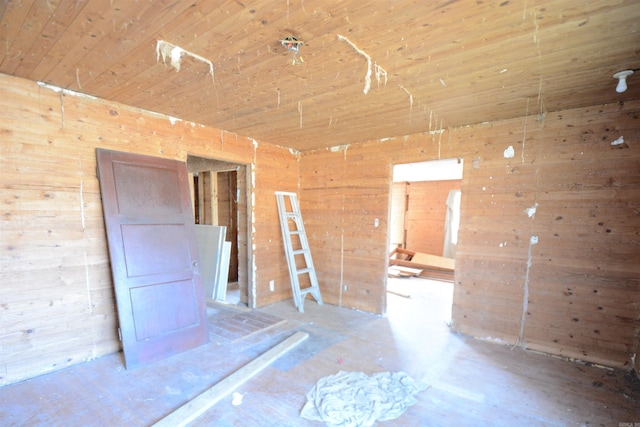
<box><xmin>300</xmin><ymin>100</ymin><xmax>640</xmax><ymax>369</ymax></box>
<box><xmin>298</xmin><ymin>148</ymin><xmax>349</xmax><ymax>308</ymax></box>
<box><xmin>404</xmin><ymin>180</ymin><xmax>462</xmax><ymax>255</ymax></box>
<box><xmin>217</xmin><ymin>171</ymin><xmax>239</xmax><ymax>282</ymax></box>
<box><xmin>300</xmin><ymin>144</ymin><xmax>395</xmax><ymax>314</ymax></box>
<box><xmin>235</xmin><ymin>167</ymin><xmax>250</xmax><ymax>305</ymax></box>
<box><xmin>0</xmin><ymin>74</ymin><xmax>296</xmax><ymax>385</ymax></box>
<box><xmin>251</xmin><ymin>142</ymin><xmax>300</xmax><ymax>307</ymax></box>
<box><xmin>519</xmin><ymin>104</ymin><xmax>640</xmax><ymax>368</ymax></box>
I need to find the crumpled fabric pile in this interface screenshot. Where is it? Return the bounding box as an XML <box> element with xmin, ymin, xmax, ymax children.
<box><xmin>300</xmin><ymin>370</ymin><xmax>428</xmax><ymax>427</ymax></box>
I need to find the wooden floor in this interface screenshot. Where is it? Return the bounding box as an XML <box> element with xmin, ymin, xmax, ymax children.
<box><xmin>1</xmin><ymin>278</ymin><xmax>639</xmax><ymax>426</ymax></box>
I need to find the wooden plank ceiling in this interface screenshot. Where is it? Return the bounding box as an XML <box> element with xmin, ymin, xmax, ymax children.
<box><xmin>1</xmin><ymin>0</ymin><xmax>639</xmax><ymax>152</ymax></box>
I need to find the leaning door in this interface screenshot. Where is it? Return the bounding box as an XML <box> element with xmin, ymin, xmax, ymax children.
<box><xmin>96</xmin><ymin>149</ymin><xmax>209</xmax><ymax>369</ymax></box>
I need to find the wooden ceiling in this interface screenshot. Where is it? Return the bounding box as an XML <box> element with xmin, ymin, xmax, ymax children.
<box><xmin>1</xmin><ymin>0</ymin><xmax>639</xmax><ymax>152</ymax></box>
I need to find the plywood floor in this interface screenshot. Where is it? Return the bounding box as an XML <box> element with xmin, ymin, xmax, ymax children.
<box><xmin>1</xmin><ymin>278</ymin><xmax>639</xmax><ymax>426</ymax></box>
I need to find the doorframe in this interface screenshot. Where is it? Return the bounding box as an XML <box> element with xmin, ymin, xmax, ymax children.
<box><xmin>186</xmin><ymin>155</ymin><xmax>255</xmax><ymax>309</ymax></box>
<box><xmin>385</xmin><ymin>158</ymin><xmax>463</xmax><ymax>316</ymax></box>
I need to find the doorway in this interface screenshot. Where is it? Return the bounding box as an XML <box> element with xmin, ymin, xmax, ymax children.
<box><xmin>186</xmin><ymin>155</ymin><xmax>252</xmax><ymax>308</ymax></box>
<box><xmin>387</xmin><ymin>158</ymin><xmax>463</xmax><ymax>324</ymax></box>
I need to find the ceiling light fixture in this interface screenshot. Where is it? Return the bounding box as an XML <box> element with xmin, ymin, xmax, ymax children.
<box><xmin>280</xmin><ymin>36</ymin><xmax>304</xmax><ymax>65</ymax></box>
<box><xmin>613</xmin><ymin>70</ymin><xmax>634</xmax><ymax>93</ymax></box>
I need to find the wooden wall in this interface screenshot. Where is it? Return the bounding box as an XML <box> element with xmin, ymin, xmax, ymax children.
<box><xmin>300</xmin><ymin>146</ymin><xmax>391</xmax><ymax>313</ymax></box>
<box><xmin>404</xmin><ymin>180</ymin><xmax>461</xmax><ymax>255</ymax></box>
<box><xmin>217</xmin><ymin>171</ymin><xmax>239</xmax><ymax>282</ymax></box>
<box><xmin>300</xmin><ymin>100</ymin><xmax>640</xmax><ymax>369</ymax></box>
<box><xmin>251</xmin><ymin>142</ymin><xmax>300</xmax><ymax>306</ymax></box>
<box><xmin>0</xmin><ymin>74</ymin><xmax>297</xmax><ymax>385</ymax></box>
<box><xmin>2</xmin><ymin>70</ymin><xmax>639</xmax><ymax>385</ymax></box>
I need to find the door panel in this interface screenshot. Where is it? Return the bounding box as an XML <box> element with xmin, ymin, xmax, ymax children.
<box><xmin>121</xmin><ymin>224</ymin><xmax>191</xmax><ymax>277</ymax></box>
<box><xmin>97</xmin><ymin>149</ymin><xmax>209</xmax><ymax>369</ymax></box>
<box><xmin>129</xmin><ymin>280</ymin><xmax>199</xmax><ymax>340</ymax></box>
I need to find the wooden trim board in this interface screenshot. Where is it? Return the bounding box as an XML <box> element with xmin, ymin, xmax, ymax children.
<box><xmin>388</xmin><ymin>266</ymin><xmax>423</xmax><ymax>277</ymax></box>
<box><xmin>390</xmin><ymin>248</ymin><xmax>455</xmax><ymax>271</ymax></box>
<box><xmin>152</xmin><ymin>331</ymin><xmax>309</xmax><ymax>427</ymax></box>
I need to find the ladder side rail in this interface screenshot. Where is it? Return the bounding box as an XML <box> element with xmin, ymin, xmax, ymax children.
<box><xmin>276</xmin><ymin>194</ymin><xmax>303</xmax><ymax>308</ymax></box>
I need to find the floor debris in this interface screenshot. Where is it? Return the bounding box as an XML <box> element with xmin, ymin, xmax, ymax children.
<box><xmin>300</xmin><ymin>370</ymin><xmax>427</xmax><ymax>427</ymax></box>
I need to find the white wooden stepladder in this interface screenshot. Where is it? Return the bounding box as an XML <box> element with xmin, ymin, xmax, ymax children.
<box><xmin>275</xmin><ymin>192</ymin><xmax>323</xmax><ymax>313</ymax></box>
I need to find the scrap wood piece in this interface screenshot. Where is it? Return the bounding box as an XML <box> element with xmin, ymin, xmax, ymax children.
<box><xmin>389</xmin><ymin>266</ymin><xmax>423</xmax><ymax>277</ymax></box>
<box><xmin>389</xmin><ymin>247</ymin><xmax>412</xmax><ymax>261</ymax></box>
<box><xmin>387</xmin><ymin>267</ymin><xmax>402</xmax><ymax>278</ymax></box>
<box><xmin>411</xmin><ymin>252</ymin><xmax>455</xmax><ymax>270</ymax></box>
<box><xmin>152</xmin><ymin>331</ymin><xmax>308</xmax><ymax>427</ymax></box>
<box><xmin>389</xmin><ymin>248</ymin><xmax>454</xmax><ymax>282</ymax></box>
<box><xmin>389</xmin><ymin>248</ymin><xmax>455</xmax><ymax>271</ymax></box>
<box><xmin>387</xmin><ymin>289</ymin><xmax>411</xmax><ymax>299</ymax></box>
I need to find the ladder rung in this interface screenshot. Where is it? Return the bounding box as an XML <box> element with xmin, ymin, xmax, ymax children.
<box><xmin>285</xmin><ymin>212</ymin><xmax>300</xmax><ymax>217</ymax></box>
<box><xmin>292</xmin><ymin>249</ymin><xmax>308</xmax><ymax>255</ymax></box>
<box><xmin>296</xmin><ymin>267</ymin><xmax>313</xmax><ymax>275</ymax></box>
<box><xmin>288</xmin><ymin>230</ymin><xmax>301</xmax><ymax>235</ymax></box>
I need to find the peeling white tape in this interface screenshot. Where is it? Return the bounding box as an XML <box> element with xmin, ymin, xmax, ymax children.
<box><xmin>156</xmin><ymin>40</ymin><xmax>214</xmax><ymax>83</ymax></box>
<box><xmin>525</xmin><ymin>203</ymin><xmax>538</xmax><ymax>218</ymax></box>
<box><xmin>503</xmin><ymin>145</ymin><xmax>515</xmax><ymax>158</ymax></box>
<box><xmin>36</xmin><ymin>81</ymin><xmax>98</xmax><ymax>99</ymax></box>
<box><xmin>330</xmin><ymin>144</ymin><xmax>350</xmax><ymax>153</ymax></box>
<box><xmin>337</xmin><ymin>35</ymin><xmax>386</xmax><ymax>95</ymax></box>
<box><xmin>611</xmin><ymin>136</ymin><xmax>624</xmax><ymax>146</ymax></box>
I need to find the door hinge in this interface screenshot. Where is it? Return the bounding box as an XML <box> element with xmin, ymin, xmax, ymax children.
<box><xmin>117</xmin><ymin>327</ymin><xmax>122</xmax><ymax>341</ymax></box>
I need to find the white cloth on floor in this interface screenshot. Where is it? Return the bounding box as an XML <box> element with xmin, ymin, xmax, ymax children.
<box><xmin>300</xmin><ymin>370</ymin><xmax>428</xmax><ymax>427</ymax></box>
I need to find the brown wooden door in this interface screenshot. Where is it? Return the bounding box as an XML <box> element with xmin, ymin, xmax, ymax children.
<box><xmin>96</xmin><ymin>149</ymin><xmax>209</xmax><ymax>369</ymax></box>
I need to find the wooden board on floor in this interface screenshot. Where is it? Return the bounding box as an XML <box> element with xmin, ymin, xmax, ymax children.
<box><xmin>389</xmin><ymin>248</ymin><xmax>455</xmax><ymax>281</ymax></box>
<box><xmin>388</xmin><ymin>266</ymin><xmax>423</xmax><ymax>277</ymax></box>
<box><xmin>151</xmin><ymin>331</ymin><xmax>309</xmax><ymax>427</ymax></box>
<box><xmin>410</xmin><ymin>252</ymin><xmax>455</xmax><ymax>270</ymax></box>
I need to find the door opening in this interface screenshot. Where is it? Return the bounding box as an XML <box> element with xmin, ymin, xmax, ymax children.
<box><xmin>186</xmin><ymin>155</ymin><xmax>252</xmax><ymax>308</ymax></box>
<box><xmin>387</xmin><ymin>158</ymin><xmax>463</xmax><ymax>325</ymax></box>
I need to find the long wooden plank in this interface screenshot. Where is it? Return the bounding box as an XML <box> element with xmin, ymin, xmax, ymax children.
<box><xmin>410</xmin><ymin>252</ymin><xmax>455</xmax><ymax>270</ymax></box>
<box><xmin>152</xmin><ymin>331</ymin><xmax>309</xmax><ymax>427</ymax></box>
<box><xmin>390</xmin><ymin>257</ymin><xmax>455</xmax><ymax>272</ymax></box>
